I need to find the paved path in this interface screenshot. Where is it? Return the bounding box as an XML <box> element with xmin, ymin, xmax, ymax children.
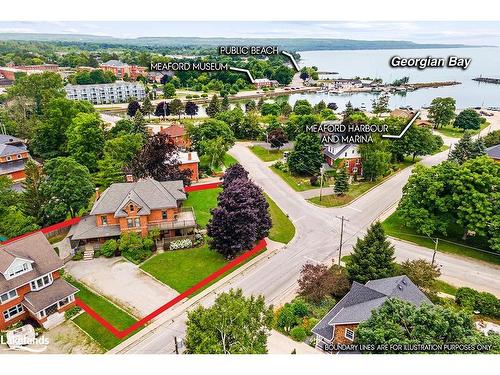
<box><xmin>65</xmin><ymin>257</ymin><xmax>178</xmax><ymax>318</ymax></box>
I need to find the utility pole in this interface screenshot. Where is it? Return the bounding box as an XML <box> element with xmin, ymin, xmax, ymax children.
<box><xmin>174</xmin><ymin>336</ymin><xmax>179</xmax><ymax>354</ymax></box>
<box><xmin>432</xmin><ymin>237</ymin><xmax>438</xmax><ymax>266</ymax></box>
<box><xmin>319</xmin><ymin>166</ymin><xmax>325</xmax><ymax>201</ymax></box>
<box><xmin>336</xmin><ymin>215</ymin><xmax>350</xmax><ymax>265</ymax></box>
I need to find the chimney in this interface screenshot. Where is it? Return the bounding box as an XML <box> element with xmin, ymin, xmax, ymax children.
<box><xmin>126</xmin><ymin>174</ymin><xmax>134</xmax><ymax>183</ymax></box>
<box><xmin>95</xmin><ymin>187</ymin><xmax>100</xmax><ymax>201</ymax></box>
<box><xmin>187</xmin><ymin>152</ymin><xmax>192</xmax><ymax>161</ymax></box>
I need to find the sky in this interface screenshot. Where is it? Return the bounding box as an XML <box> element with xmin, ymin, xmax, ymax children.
<box><xmin>0</xmin><ymin>21</ymin><xmax>499</xmax><ymax>46</ymax></box>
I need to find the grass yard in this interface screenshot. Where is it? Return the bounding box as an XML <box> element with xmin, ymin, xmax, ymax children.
<box><xmin>68</xmin><ymin>279</ymin><xmax>139</xmax><ymax>351</ymax></box>
<box><xmin>223</xmin><ymin>153</ymin><xmax>238</xmax><ymax>167</ymax></box>
<box><xmin>141</xmin><ymin>243</ymin><xmax>262</xmax><ymax>296</ymax></box>
<box><xmin>184</xmin><ymin>187</ymin><xmax>222</xmax><ymax>228</ymax></box>
<box><xmin>250</xmin><ymin>145</ymin><xmax>285</xmax><ymax>162</ymax></box>
<box><xmin>435</xmin><ymin>280</ymin><xmax>458</xmax><ymax>296</ymax></box>
<box><xmin>436</xmin><ymin>122</ymin><xmax>488</xmax><ymax>138</ymax></box>
<box><xmin>382</xmin><ymin>211</ymin><xmax>500</xmax><ymax>265</ymax></box>
<box><xmin>432</xmin><ymin>144</ymin><xmax>450</xmax><ymax>155</ymax></box>
<box><xmin>265</xmin><ymin>194</ymin><xmax>295</xmax><ymax>244</ymax></box>
<box><xmin>270</xmin><ymin>166</ymin><xmax>318</xmax><ymax>192</ymax></box>
<box><xmin>309</xmin><ymin>180</ymin><xmax>379</xmax><ymax>207</ymax></box>
<box><xmin>309</xmin><ymin>158</ymin><xmax>416</xmax><ymax>207</ymax></box>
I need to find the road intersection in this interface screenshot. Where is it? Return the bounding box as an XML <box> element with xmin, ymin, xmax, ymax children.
<box><xmin>111</xmin><ymin>132</ymin><xmax>499</xmax><ymax>353</ymax></box>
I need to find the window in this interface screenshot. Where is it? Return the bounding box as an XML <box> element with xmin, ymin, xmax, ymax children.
<box><xmin>344</xmin><ymin>152</ymin><xmax>347</xmax><ymax>157</ymax></box>
<box><xmin>101</xmin><ymin>216</ymin><xmax>108</xmax><ymax>226</ymax></box>
<box><xmin>0</xmin><ymin>290</ymin><xmax>18</xmax><ymax>304</ymax></box>
<box><xmin>30</xmin><ymin>273</ymin><xmax>53</xmax><ymax>291</ymax></box>
<box><xmin>6</xmin><ymin>156</ymin><xmax>12</xmax><ymax>161</ymax></box>
<box><xmin>345</xmin><ymin>328</ymin><xmax>355</xmax><ymax>341</ymax></box>
<box><xmin>129</xmin><ymin>204</ymin><xmax>135</xmax><ymax>212</ymax></box>
<box><xmin>162</xmin><ymin>211</ymin><xmax>168</xmax><ymax>220</ymax></box>
<box><xmin>134</xmin><ymin>218</ymin><xmax>140</xmax><ymax>227</ymax></box>
<box><xmin>3</xmin><ymin>303</ymin><xmax>23</xmax><ymax>321</ymax></box>
<box><xmin>127</xmin><ymin>218</ymin><xmax>140</xmax><ymax>228</ymax></box>
<box><xmin>8</xmin><ymin>262</ymin><xmax>30</xmax><ymax>278</ymax></box>
<box><xmin>127</xmin><ymin>218</ymin><xmax>134</xmax><ymax>228</ymax></box>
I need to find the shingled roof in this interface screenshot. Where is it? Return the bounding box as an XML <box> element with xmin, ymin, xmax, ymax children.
<box><xmin>312</xmin><ymin>275</ymin><xmax>431</xmax><ymax>341</ymax></box>
<box><xmin>90</xmin><ymin>178</ymin><xmax>186</xmax><ymax>217</ymax></box>
<box><xmin>0</xmin><ymin>232</ymin><xmax>63</xmax><ymax>294</ymax></box>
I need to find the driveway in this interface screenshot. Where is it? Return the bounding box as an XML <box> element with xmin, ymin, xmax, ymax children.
<box><xmin>65</xmin><ymin>257</ymin><xmax>178</xmax><ymax>318</ymax></box>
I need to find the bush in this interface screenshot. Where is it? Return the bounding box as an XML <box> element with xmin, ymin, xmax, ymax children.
<box><xmin>72</xmin><ymin>250</ymin><xmax>83</xmax><ymax>261</ymax></box>
<box><xmin>169</xmin><ymin>238</ymin><xmax>193</xmax><ymax>250</ymax></box>
<box><xmin>291</xmin><ymin>298</ymin><xmax>309</xmax><ymax>318</ymax></box>
<box><xmin>455</xmin><ymin>287</ymin><xmax>500</xmax><ymax>318</ymax></box>
<box><xmin>193</xmin><ymin>231</ymin><xmax>204</xmax><ymax>246</ymax></box>
<box><xmin>101</xmin><ymin>239</ymin><xmax>118</xmax><ymax>258</ymax></box>
<box><xmin>64</xmin><ymin>306</ymin><xmax>82</xmax><ymax>320</ymax></box>
<box><xmin>186</xmin><ymin>95</ymin><xmax>192</xmax><ymax>99</ymax></box>
<box><xmin>201</xmin><ymin>93</ymin><xmax>208</xmax><ymax>98</ymax></box>
<box><xmin>310</xmin><ymin>175</ymin><xmax>319</xmax><ymax>186</ymax></box>
<box><xmin>94</xmin><ymin>250</ymin><xmax>101</xmax><ymax>258</ymax></box>
<box><xmin>301</xmin><ymin>317</ymin><xmax>319</xmax><ymax>336</ymax></box>
<box><xmin>290</xmin><ymin>326</ymin><xmax>307</xmax><ymax>342</ymax></box>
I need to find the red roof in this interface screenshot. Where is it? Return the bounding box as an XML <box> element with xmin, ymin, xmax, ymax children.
<box><xmin>160</xmin><ymin>124</ymin><xmax>186</xmax><ymax>138</ymax></box>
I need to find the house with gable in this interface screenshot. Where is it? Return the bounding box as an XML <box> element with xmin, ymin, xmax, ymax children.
<box><xmin>0</xmin><ymin>232</ymin><xmax>78</xmax><ymax>330</ymax></box>
<box><xmin>68</xmin><ymin>178</ymin><xmax>196</xmax><ymax>249</ymax></box>
<box><xmin>312</xmin><ymin>275</ymin><xmax>431</xmax><ymax>352</ymax></box>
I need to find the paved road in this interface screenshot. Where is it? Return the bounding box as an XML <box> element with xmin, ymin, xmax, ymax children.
<box><xmin>113</xmin><ymin>138</ymin><xmax>499</xmax><ymax>353</ymax></box>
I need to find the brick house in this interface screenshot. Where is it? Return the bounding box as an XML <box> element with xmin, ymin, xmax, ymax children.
<box><xmin>323</xmin><ymin>143</ymin><xmax>363</xmax><ymax>176</ymax></box>
<box><xmin>0</xmin><ymin>134</ymin><xmax>32</xmax><ymax>186</ymax></box>
<box><xmin>160</xmin><ymin>124</ymin><xmax>191</xmax><ymax>149</ymax></box>
<box><xmin>68</xmin><ymin>178</ymin><xmax>196</xmax><ymax>248</ymax></box>
<box><xmin>0</xmin><ymin>232</ymin><xmax>78</xmax><ymax>330</ymax></box>
<box><xmin>99</xmin><ymin>60</ymin><xmax>146</xmax><ymax>81</ymax></box>
<box><xmin>177</xmin><ymin>151</ymin><xmax>200</xmax><ymax>182</ymax></box>
<box><xmin>312</xmin><ymin>275</ymin><xmax>431</xmax><ymax>352</ymax></box>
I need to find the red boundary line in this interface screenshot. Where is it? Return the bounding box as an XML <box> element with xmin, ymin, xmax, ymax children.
<box><xmin>76</xmin><ymin>238</ymin><xmax>267</xmax><ymax>339</ymax></box>
<box><xmin>1</xmin><ymin>217</ymin><xmax>81</xmax><ymax>245</ymax></box>
<box><xmin>71</xmin><ymin>181</ymin><xmax>265</xmax><ymax>340</ymax></box>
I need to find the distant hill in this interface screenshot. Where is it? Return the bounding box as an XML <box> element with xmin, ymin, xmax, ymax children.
<box><xmin>0</xmin><ymin>33</ymin><xmax>482</xmax><ymax>51</ymax></box>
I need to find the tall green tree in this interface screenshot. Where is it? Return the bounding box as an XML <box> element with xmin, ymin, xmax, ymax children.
<box><xmin>287</xmin><ymin>132</ymin><xmax>323</xmax><ymax>176</ymax></box>
<box><xmin>448</xmin><ymin>132</ymin><xmax>485</xmax><ymax>164</ymax></box>
<box><xmin>96</xmin><ymin>134</ymin><xmax>144</xmax><ymax>187</ymax></box>
<box><xmin>187</xmin><ymin>119</ymin><xmax>235</xmax><ymax>156</ymax></box>
<box><xmin>356</xmin><ymin>299</ymin><xmax>499</xmax><ymax>353</ymax></box>
<box><xmin>169</xmin><ymin>98</ymin><xmax>184</xmax><ymax>119</ymax></box>
<box><xmin>428</xmin><ymin>97</ymin><xmax>456</xmax><ymax>128</ymax></box>
<box><xmin>42</xmin><ymin>157</ymin><xmax>95</xmax><ymax>218</ymax></box>
<box><xmin>454</xmin><ymin>109</ymin><xmax>483</xmax><ymax>131</ymax></box>
<box><xmin>346</xmin><ymin>221</ymin><xmax>396</xmax><ymax>283</ymax></box>
<box><xmin>334</xmin><ymin>168</ymin><xmax>349</xmax><ymax>195</ymax></box>
<box><xmin>163</xmin><ymin>82</ymin><xmax>176</xmax><ymax>98</ymax></box>
<box><xmin>7</xmin><ymin>71</ymin><xmax>65</xmax><ymax>113</ymax></box>
<box><xmin>358</xmin><ymin>137</ymin><xmax>391</xmax><ymax>181</ymax></box>
<box><xmin>31</xmin><ymin>98</ymin><xmax>95</xmax><ymax>159</ymax></box>
<box><xmin>221</xmin><ymin>95</ymin><xmax>230</xmax><ymax>112</ymax></box>
<box><xmin>21</xmin><ymin>159</ymin><xmax>48</xmax><ymax>225</ymax></box>
<box><xmin>185</xmin><ymin>289</ymin><xmax>273</xmax><ymax>354</ymax></box>
<box><xmin>142</xmin><ymin>96</ymin><xmax>154</xmax><ymax>118</ymax></box>
<box><xmin>66</xmin><ymin>112</ymin><xmax>105</xmax><ymax>172</ymax></box>
<box><xmin>206</xmin><ymin>94</ymin><xmax>221</xmax><ymax>118</ymax></box>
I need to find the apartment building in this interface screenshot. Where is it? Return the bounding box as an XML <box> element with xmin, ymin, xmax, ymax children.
<box><xmin>65</xmin><ymin>81</ymin><xmax>146</xmax><ymax>104</ymax></box>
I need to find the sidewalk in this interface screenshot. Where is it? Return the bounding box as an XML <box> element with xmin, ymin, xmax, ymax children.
<box><xmin>267</xmin><ymin>330</ymin><xmax>320</xmax><ymax>354</ymax></box>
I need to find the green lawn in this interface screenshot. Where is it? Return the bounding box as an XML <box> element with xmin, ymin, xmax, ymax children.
<box><xmin>270</xmin><ymin>166</ymin><xmax>317</xmax><ymax>192</ymax></box>
<box><xmin>432</xmin><ymin>144</ymin><xmax>450</xmax><ymax>155</ymax></box>
<box><xmin>68</xmin><ymin>279</ymin><xmax>139</xmax><ymax>351</ymax></box>
<box><xmin>309</xmin><ymin>159</ymin><xmax>415</xmax><ymax>207</ymax></box>
<box><xmin>382</xmin><ymin>211</ymin><xmax>500</xmax><ymax>265</ymax></box>
<box><xmin>184</xmin><ymin>188</ymin><xmax>222</xmax><ymax>228</ymax></box>
<box><xmin>436</xmin><ymin>122</ymin><xmax>488</xmax><ymax>138</ymax></box>
<box><xmin>435</xmin><ymin>280</ymin><xmax>458</xmax><ymax>296</ymax></box>
<box><xmin>309</xmin><ymin>180</ymin><xmax>379</xmax><ymax>207</ymax></box>
<box><xmin>250</xmin><ymin>145</ymin><xmax>285</xmax><ymax>162</ymax></box>
<box><xmin>223</xmin><ymin>153</ymin><xmax>238</xmax><ymax>167</ymax></box>
<box><xmin>141</xmin><ymin>244</ymin><xmax>262</xmax><ymax>296</ymax></box>
<box><xmin>265</xmin><ymin>194</ymin><xmax>295</xmax><ymax>244</ymax></box>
